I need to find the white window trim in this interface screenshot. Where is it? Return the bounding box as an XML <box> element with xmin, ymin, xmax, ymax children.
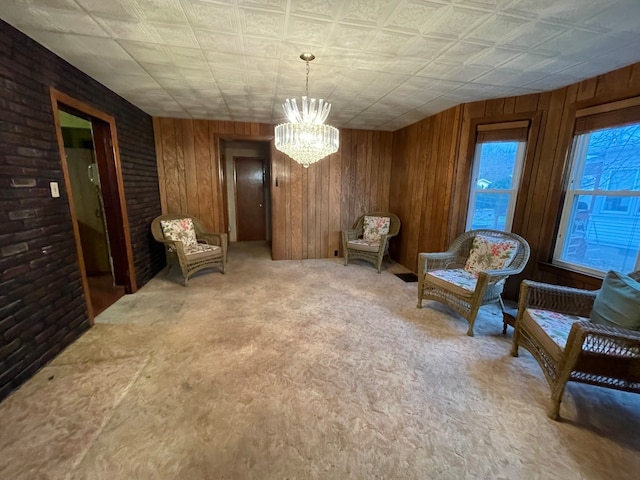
<box><xmin>553</xmin><ymin>134</ymin><xmax>640</xmax><ymax>275</ymax></box>
<box><xmin>466</xmin><ymin>141</ymin><xmax>526</xmax><ymax>232</ymax></box>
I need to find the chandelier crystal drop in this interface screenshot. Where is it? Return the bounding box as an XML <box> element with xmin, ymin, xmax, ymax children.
<box><xmin>275</xmin><ymin>53</ymin><xmax>339</xmax><ymax>168</ymax></box>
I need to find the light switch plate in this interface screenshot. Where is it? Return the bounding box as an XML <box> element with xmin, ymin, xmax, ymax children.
<box><xmin>50</xmin><ymin>181</ymin><xmax>60</xmax><ymax>198</ymax></box>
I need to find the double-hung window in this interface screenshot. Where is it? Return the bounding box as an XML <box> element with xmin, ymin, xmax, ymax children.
<box><xmin>553</xmin><ymin>100</ymin><xmax>640</xmax><ymax>275</ymax></box>
<box><xmin>466</xmin><ymin>121</ymin><xmax>528</xmax><ymax>232</ymax></box>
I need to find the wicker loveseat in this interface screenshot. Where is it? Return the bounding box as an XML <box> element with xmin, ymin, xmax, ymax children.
<box><xmin>511</xmin><ymin>274</ymin><xmax>640</xmax><ymax>420</ymax></box>
<box><xmin>151</xmin><ymin>214</ymin><xmax>227</xmax><ymax>286</ymax></box>
<box><xmin>417</xmin><ymin>229</ymin><xmax>530</xmax><ymax>336</ymax></box>
<box><xmin>342</xmin><ymin>212</ymin><xmax>401</xmax><ymax>273</ymax></box>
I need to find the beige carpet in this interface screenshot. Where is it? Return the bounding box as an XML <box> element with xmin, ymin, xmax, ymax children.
<box><xmin>0</xmin><ymin>242</ymin><xmax>638</xmax><ymax>479</ymax></box>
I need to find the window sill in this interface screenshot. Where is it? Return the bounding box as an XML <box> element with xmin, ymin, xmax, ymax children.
<box><xmin>537</xmin><ymin>261</ymin><xmax>604</xmax><ymax>289</ymax></box>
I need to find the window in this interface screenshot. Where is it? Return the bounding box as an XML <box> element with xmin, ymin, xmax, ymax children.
<box><xmin>466</xmin><ymin>122</ymin><xmax>528</xmax><ymax>231</ymax></box>
<box><xmin>553</xmin><ymin>101</ymin><xmax>640</xmax><ymax>276</ymax></box>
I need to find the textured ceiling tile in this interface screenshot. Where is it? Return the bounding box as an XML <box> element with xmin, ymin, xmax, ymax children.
<box><xmin>404</xmin><ymin>35</ymin><xmax>452</xmax><ymax>59</ymax></box>
<box><xmin>74</xmin><ymin>0</ymin><xmax>139</xmax><ymax>18</ymax></box>
<box><xmin>240</xmin><ymin>0</ymin><xmax>287</xmax><ymax>12</ymax></box>
<box><xmin>499</xmin><ymin>52</ymin><xmax>555</xmax><ymax>72</ymax></box>
<box><xmin>423</xmin><ymin>6</ymin><xmax>490</xmax><ymax>39</ymax></box>
<box><xmin>501</xmin><ymin>21</ymin><xmax>567</xmax><ymax>50</ymax></box>
<box><xmin>119</xmin><ymin>41</ymin><xmax>172</xmax><ymax>64</ymax></box>
<box><xmin>385</xmin><ymin>1</ymin><xmax>446</xmax><ymax>33</ymax></box>
<box><xmin>465</xmin><ymin>14</ymin><xmax>531</xmax><ymax>44</ymax></box>
<box><xmin>240</xmin><ymin>8</ymin><xmax>284</xmax><ymax>38</ymax></box>
<box><xmin>31</xmin><ymin>8</ymin><xmax>108</xmax><ymax>36</ymax></box>
<box><xmin>183</xmin><ymin>1</ymin><xmax>237</xmax><ymax>32</ymax></box>
<box><xmin>505</xmin><ymin>0</ymin><xmax>608</xmax><ymax>24</ymax></box>
<box><xmin>134</xmin><ymin>0</ymin><xmax>188</xmax><ymax>24</ymax></box>
<box><xmin>416</xmin><ymin>60</ymin><xmax>464</xmax><ymax>78</ymax></box>
<box><xmin>328</xmin><ymin>23</ymin><xmax>376</xmax><ymax>48</ymax></box>
<box><xmin>339</xmin><ymin>0</ymin><xmax>396</xmax><ymax>26</ymax></box>
<box><xmin>365</xmin><ymin>30</ymin><xmax>417</xmax><ymax>56</ymax></box>
<box><xmin>354</xmin><ymin>54</ymin><xmax>425</xmax><ymax>75</ymax></box>
<box><xmin>285</xmin><ymin>16</ymin><xmax>331</xmax><ymax>45</ymax></box>
<box><xmin>472</xmin><ymin>68</ymin><xmax>526</xmax><ymax>87</ymax></box>
<box><xmin>195</xmin><ymin>30</ymin><xmax>242</xmax><ymax>54</ymax></box>
<box><xmin>242</xmin><ymin>36</ymin><xmax>281</xmax><ymax>58</ymax></box>
<box><xmin>446</xmin><ymin>64</ymin><xmax>493</xmax><ymax>82</ymax></box>
<box><xmin>584</xmin><ymin>1</ymin><xmax>640</xmax><ymax>32</ymax></box>
<box><xmin>535</xmin><ymin>28</ymin><xmax>612</xmax><ymax>57</ymax></box>
<box><xmin>470</xmin><ymin>47</ymin><xmax>526</xmax><ymax>68</ymax></box>
<box><xmin>151</xmin><ymin>24</ymin><xmax>199</xmax><ymax>48</ymax></box>
<box><xmin>431</xmin><ymin>40</ymin><xmax>488</xmax><ymax>64</ymax></box>
<box><xmin>291</xmin><ymin>0</ymin><xmax>339</xmax><ymax>19</ymax></box>
<box><xmin>95</xmin><ymin>17</ymin><xmax>156</xmax><ymax>42</ymax></box>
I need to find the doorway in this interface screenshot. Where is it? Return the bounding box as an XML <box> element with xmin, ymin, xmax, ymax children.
<box><xmin>235</xmin><ymin>157</ymin><xmax>267</xmax><ymax>241</ymax></box>
<box><xmin>50</xmin><ymin>89</ymin><xmax>136</xmax><ymax>322</ymax></box>
<box><xmin>222</xmin><ymin>140</ymin><xmax>271</xmax><ymax>243</ymax></box>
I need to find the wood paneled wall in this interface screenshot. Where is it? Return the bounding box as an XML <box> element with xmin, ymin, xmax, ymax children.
<box><xmin>153</xmin><ymin>119</ymin><xmax>393</xmax><ymax>260</ymax></box>
<box><xmin>389</xmin><ymin>106</ymin><xmax>462</xmax><ymax>271</ymax></box>
<box><xmin>391</xmin><ymin>61</ymin><xmax>640</xmax><ymax>294</ymax></box>
<box><xmin>272</xmin><ymin>129</ymin><xmax>393</xmax><ymax>260</ymax></box>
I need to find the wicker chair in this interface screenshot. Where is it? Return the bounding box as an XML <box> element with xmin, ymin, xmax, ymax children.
<box><xmin>151</xmin><ymin>214</ymin><xmax>227</xmax><ymax>286</ymax></box>
<box><xmin>417</xmin><ymin>229</ymin><xmax>530</xmax><ymax>336</ymax></box>
<box><xmin>511</xmin><ymin>275</ymin><xmax>640</xmax><ymax>420</ymax></box>
<box><xmin>342</xmin><ymin>212</ymin><xmax>401</xmax><ymax>273</ymax></box>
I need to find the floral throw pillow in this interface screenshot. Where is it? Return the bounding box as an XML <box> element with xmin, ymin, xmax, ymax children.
<box><xmin>160</xmin><ymin>218</ymin><xmax>198</xmax><ymax>249</ymax></box>
<box><xmin>363</xmin><ymin>216</ymin><xmax>390</xmax><ymax>242</ymax></box>
<box><xmin>464</xmin><ymin>235</ymin><xmax>518</xmax><ymax>275</ymax></box>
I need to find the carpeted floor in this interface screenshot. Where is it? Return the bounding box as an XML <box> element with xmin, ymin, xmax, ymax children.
<box><xmin>0</xmin><ymin>241</ymin><xmax>639</xmax><ymax>479</ymax></box>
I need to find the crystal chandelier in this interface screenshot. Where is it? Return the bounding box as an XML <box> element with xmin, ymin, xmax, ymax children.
<box><xmin>275</xmin><ymin>53</ymin><xmax>339</xmax><ymax>168</ymax></box>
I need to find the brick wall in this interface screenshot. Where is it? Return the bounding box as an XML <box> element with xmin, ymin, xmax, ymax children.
<box><xmin>0</xmin><ymin>20</ymin><xmax>165</xmax><ymax>400</ymax></box>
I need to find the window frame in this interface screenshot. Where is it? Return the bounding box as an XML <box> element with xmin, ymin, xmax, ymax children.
<box><xmin>552</xmin><ymin>97</ymin><xmax>640</xmax><ymax>276</ymax></box>
<box><xmin>465</xmin><ymin>123</ymin><xmax>528</xmax><ymax>232</ymax></box>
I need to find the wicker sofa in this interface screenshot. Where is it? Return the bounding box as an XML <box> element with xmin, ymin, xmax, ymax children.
<box><xmin>511</xmin><ymin>275</ymin><xmax>640</xmax><ymax>420</ymax></box>
<box><xmin>417</xmin><ymin>229</ymin><xmax>530</xmax><ymax>336</ymax></box>
<box><xmin>151</xmin><ymin>214</ymin><xmax>227</xmax><ymax>286</ymax></box>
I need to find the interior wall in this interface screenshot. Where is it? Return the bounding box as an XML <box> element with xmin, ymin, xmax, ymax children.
<box><xmin>391</xmin><ymin>61</ymin><xmax>640</xmax><ymax>295</ymax></box>
<box><xmin>153</xmin><ymin>120</ymin><xmax>394</xmax><ymax>260</ymax></box>
<box><xmin>0</xmin><ymin>20</ymin><xmax>164</xmax><ymax>401</ymax></box>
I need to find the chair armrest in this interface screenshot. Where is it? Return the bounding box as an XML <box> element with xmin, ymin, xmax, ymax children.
<box><xmin>418</xmin><ymin>252</ymin><xmax>467</xmax><ymax>273</ymax></box>
<box><xmin>563</xmin><ymin>320</ymin><xmax>640</xmax><ymax>364</ymax></box>
<box><xmin>518</xmin><ymin>280</ymin><xmax>597</xmax><ymax>318</ymax></box>
<box><xmin>343</xmin><ymin>228</ymin><xmax>361</xmax><ymax>241</ymax></box>
<box><xmin>199</xmin><ymin>232</ymin><xmax>228</xmax><ymax>251</ymax></box>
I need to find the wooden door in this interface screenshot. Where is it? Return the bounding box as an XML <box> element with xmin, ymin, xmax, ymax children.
<box><xmin>235</xmin><ymin>157</ymin><xmax>266</xmax><ymax>241</ymax></box>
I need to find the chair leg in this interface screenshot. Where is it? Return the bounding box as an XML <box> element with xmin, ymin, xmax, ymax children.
<box><xmin>549</xmin><ymin>385</ymin><xmax>566</xmax><ymax>420</ymax></box>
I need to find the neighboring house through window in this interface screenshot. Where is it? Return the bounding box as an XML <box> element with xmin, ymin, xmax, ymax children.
<box><xmin>466</xmin><ymin>121</ymin><xmax>528</xmax><ymax>232</ymax></box>
<box><xmin>553</xmin><ymin>98</ymin><xmax>640</xmax><ymax>276</ymax></box>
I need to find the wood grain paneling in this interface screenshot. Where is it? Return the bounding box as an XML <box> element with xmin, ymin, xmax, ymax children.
<box><xmin>391</xmin><ymin>61</ymin><xmax>640</xmax><ymax>295</ymax></box>
<box><xmin>153</xmin><ymin>119</ymin><xmax>394</xmax><ymax>261</ymax></box>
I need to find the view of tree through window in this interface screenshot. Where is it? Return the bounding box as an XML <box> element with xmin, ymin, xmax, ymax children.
<box><xmin>554</xmin><ymin>122</ymin><xmax>640</xmax><ymax>274</ymax></box>
<box><xmin>467</xmin><ymin>141</ymin><xmax>525</xmax><ymax>231</ymax></box>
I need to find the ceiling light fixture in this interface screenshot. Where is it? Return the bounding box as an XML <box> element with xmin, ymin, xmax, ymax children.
<box><xmin>274</xmin><ymin>53</ymin><xmax>339</xmax><ymax>168</ymax></box>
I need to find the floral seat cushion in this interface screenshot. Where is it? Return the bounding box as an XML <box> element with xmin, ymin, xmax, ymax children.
<box><xmin>347</xmin><ymin>238</ymin><xmax>380</xmax><ymax>253</ymax></box>
<box><xmin>522</xmin><ymin>308</ymin><xmax>589</xmax><ymax>362</ymax></box>
<box><xmin>184</xmin><ymin>243</ymin><xmax>221</xmax><ymax>260</ymax></box>
<box><xmin>363</xmin><ymin>216</ymin><xmax>390</xmax><ymax>242</ymax></box>
<box><xmin>464</xmin><ymin>235</ymin><xmax>518</xmax><ymax>275</ymax></box>
<box><xmin>424</xmin><ymin>269</ymin><xmax>478</xmax><ymax>297</ymax></box>
<box><xmin>160</xmin><ymin>218</ymin><xmax>198</xmax><ymax>249</ymax></box>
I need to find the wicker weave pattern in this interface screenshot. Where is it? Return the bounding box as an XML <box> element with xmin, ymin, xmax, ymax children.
<box><xmin>511</xmin><ymin>274</ymin><xmax>640</xmax><ymax>419</ymax></box>
<box><xmin>417</xmin><ymin>229</ymin><xmax>530</xmax><ymax>336</ymax></box>
<box><xmin>342</xmin><ymin>212</ymin><xmax>400</xmax><ymax>273</ymax></box>
<box><xmin>151</xmin><ymin>214</ymin><xmax>228</xmax><ymax>286</ymax></box>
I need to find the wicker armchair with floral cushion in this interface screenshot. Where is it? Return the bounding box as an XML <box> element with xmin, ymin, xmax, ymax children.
<box><xmin>342</xmin><ymin>212</ymin><xmax>401</xmax><ymax>273</ymax></box>
<box><xmin>417</xmin><ymin>229</ymin><xmax>530</xmax><ymax>336</ymax></box>
<box><xmin>511</xmin><ymin>271</ymin><xmax>640</xmax><ymax>420</ymax></box>
<box><xmin>151</xmin><ymin>214</ymin><xmax>227</xmax><ymax>286</ymax></box>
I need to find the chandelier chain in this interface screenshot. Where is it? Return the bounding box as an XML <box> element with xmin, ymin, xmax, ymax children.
<box><xmin>305</xmin><ymin>61</ymin><xmax>310</xmax><ymax>97</ymax></box>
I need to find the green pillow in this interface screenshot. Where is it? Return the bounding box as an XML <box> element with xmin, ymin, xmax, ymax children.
<box><xmin>590</xmin><ymin>271</ymin><xmax>640</xmax><ymax>330</ymax></box>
